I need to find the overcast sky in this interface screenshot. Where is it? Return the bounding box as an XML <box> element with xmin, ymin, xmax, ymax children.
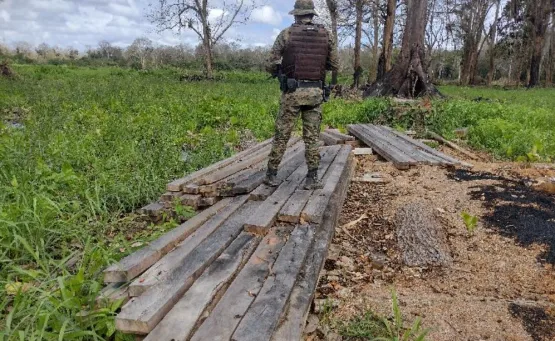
<box><xmin>0</xmin><ymin>0</ymin><xmax>297</xmax><ymax>50</ymax></box>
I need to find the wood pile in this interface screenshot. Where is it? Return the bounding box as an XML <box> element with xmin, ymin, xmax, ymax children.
<box><xmin>101</xmin><ymin>144</ymin><xmax>355</xmax><ymax>341</ymax></box>
<box><xmin>348</xmin><ymin>124</ymin><xmax>469</xmax><ymax>170</ymax></box>
<box><xmin>139</xmin><ymin>137</ymin><xmax>304</xmax><ymax>220</ymax></box>
<box><xmin>320</xmin><ymin>128</ymin><xmax>356</xmax><ymax>146</ymax></box>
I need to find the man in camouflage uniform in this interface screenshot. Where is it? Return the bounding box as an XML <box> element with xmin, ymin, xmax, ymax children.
<box><xmin>265</xmin><ymin>0</ymin><xmax>339</xmax><ymax>190</ymax></box>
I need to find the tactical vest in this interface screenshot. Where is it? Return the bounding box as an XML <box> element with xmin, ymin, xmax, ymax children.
<box><xmin>282</xmin><ymin>23</ymin><xmax>329</xmax><ymax>82</ymax></box>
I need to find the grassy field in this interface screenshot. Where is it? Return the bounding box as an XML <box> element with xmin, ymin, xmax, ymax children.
<box><xmin>0</xmin><ymin>65</ymin><xmax>553</xmax><ymax>340</ymax></box>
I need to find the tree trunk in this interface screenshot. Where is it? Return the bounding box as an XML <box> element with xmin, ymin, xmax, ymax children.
<box><xmin>364</xmin><ymin>0</ymin><xmax>440</xmax><ymax>98</ymax></box>
<box><xmin>353</xmin><ymin>0</ymin><xmax>364</xmax><ymax>88</ymax></box>
<box><xmin>377</xmin><ymin>0</ymin><xmax>396</xmax><ymax>79</ymax></box>
<box><xmin>528</xmin><ymin>0</ymin><xmax>552</xmax><ymax>88</ymax></box>
<box><xmin>547</xmin><ymin>14</ymin><xmax>554</xmax><ymax>86</ymax></box>
<box><xmin>487</xmin><ymin>0</ymin><xmax>501</xmax><ymax>86</ymax></box>
<box><xmin>460</xmin><ymin>0</ymin><xmax>489</xmax><ymax>86</ymax></box>
<box><xmin>326</xmin><ymin>0</ymin><xmax>339</xmax><ymax>85</ymax></box>
<box><xmin>369</xmin><ymin>0</ymin><xmax>381</xmax><ymax>83</ymax></box>
<box><xmin>201</xmin><ymin>0</ymin><xmax>214</xmax><ymax>79</ymax></box>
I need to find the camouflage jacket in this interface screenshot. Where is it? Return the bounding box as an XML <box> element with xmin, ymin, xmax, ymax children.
<box><xmin>265</xmin><ymin>20</ymin><xmax>339</xmax><ymax>78</ymax></box>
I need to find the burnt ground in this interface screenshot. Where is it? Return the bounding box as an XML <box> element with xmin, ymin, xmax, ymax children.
<box><xmin>308</xmin><ymin>151</ymin><xmax>555</xmax><ymax>341</ymax></box>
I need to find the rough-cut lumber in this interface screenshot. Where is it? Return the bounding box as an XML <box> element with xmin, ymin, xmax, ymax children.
<box><xmin>180</xmin><ymin>194</ymin><xmax>201</xmax><ymax>208</ymax></box>
<box><xmin>115</xmin><ymin>200</ymin><xmax>259</xmax><ymax>335</ymax></box>
<box><xmin>320</xmin><ymin>131</ymin><xmax>343</xmax><ymax>146</ymax></box>
<box><xmin>395</xmin><ymin>202</ymin><xmax>452</xmax><ymax>267</ymax></box>
<box><xmin>199</xmin><ymin>196</ymin><xmax>220</xmax><ymax>207</ymax></box>
<box><xmin>128</xmin><ymin>195</ymin><xmax>248</xmax><ymax>297</ymax></box>
<box><xmin>231</xmin><ymin>225</ymin><xmax>315</xmax><ymax>341</ymax></box>
<box><xmin>160</xmin><ymin>192</ymin><xmax>182</xmax><ymax>202</ymax></box>
<box><xmin>325</xmin><ymin>129</ymin><xmax>355</xmax><ymax>141</ymax></box>
<box><xmin>144</xmin><ymin>233</ymin><xmax>260</xmax><ymax>341</ymax></box>
<box><xmin>278</xmin><ymin>190</ymin><xmax>312</xmax><ymax>223</ymax></box>
<box><xmin>166</xmin><ymin>139</ymin><xmax>274</xmax><ymax>191</ymax></box>
<box><xmin>273</xmin><ymin>152</ymin><xmax>355</xmax><ymax>341</ymax></box>
<box><xmin>198</xmin><ymin>138</ymin><xmax>301</xmax><ymax>186</ymax></box>
<box><xmin>139</xmin><ymin>203</ymin><xmax>164</xmax><ymax>217</ymax></box>
<box><xmin>353</xmin><ymin>148</ymin><xmax>374</xmax><ymax>155</ymax></box>
<box><xmin>277</xmin><ymin>145</ymin><xmax>341</xmax><ymax>223</ymax></box>
<box><xmin>302</xmin><ymin>145</ymin><xmax>352</xmax><ymax>225</ymax></box>
<box><xmin>348</xmin><ymin>125</ymin><xmax>412</xmax><ymax>170</ymax></box>
<box><xmin>190</xmin><ymin>228</ymin><xmax>289</xmax><ymax>341</ymax></box>
<box><xmin>364</xmin><ymin>125</ymin><xmax>432</xmax><ymax>165</ymax></box>
<box><xmin>427</xmin><ymin>131</ymin><xmax>480</xmax><ymax>161</ymax></box>
<box><xmin>244</xmin><ymin>164</ymin><xmax>307</xmax><ymax>235</ymax></box>
<box><xmin>104</xmin><ymin>198</ymin><xmax>234</xmax><ymax>283</ymax></box>
<box><xmin>96</xmin><ymin>283</ymin><xmax>130</xmax><ymax>307</ymax></box>
<box><xmin>250</xmin><ymin>184</ymin><xmax>275</xmax><ymax>201</ymax></box>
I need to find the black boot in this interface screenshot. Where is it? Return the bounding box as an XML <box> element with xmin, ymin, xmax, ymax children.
<box><xmin>264</xmin><ymin>168</ymin><xmax>281</xmax><ymax>187</ymax></box>
<box><xmin>304</xmin><ymin>169</ymin><xmax>323</xmax><ymax>190</ymax></box>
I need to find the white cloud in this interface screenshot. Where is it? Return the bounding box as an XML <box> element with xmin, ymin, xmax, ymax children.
<box><xmin>0</xmin><ymin>10</ymin><xmax>10</xmax><ymax>23</ymax></box>
<box><xmin>252</xmin><ymin>5</ymin><xmax>282</xmax><ymax>26</ymax></box>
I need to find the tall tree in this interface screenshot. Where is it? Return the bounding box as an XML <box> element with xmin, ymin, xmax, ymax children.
<box><xmin>486</xmin><ymin>0</ymin><xmax>501</xmax><ymax>85</ymax></box>
<box><xmin>326</xmin><ymin>0</ymin><xmax>340</xmax><ymax>84</ymax></box>
<box><xmin>526</xmin><ymin>0</ymin><xmax>554</xmax><ymax>87</ymax></box>
<box><xmin>353</xmin><ymin>0</ymin><xmax>364</xmax><ymax>87</ymax></box>
<box><xmin>149</xmin><ymin>0</ymin><xmax>257</xmax><ymax>78</ymax></box>
<box><xmin>365</xmin><ymin>0</ymin><xmax>439</xmax><ymax>97</ymax></box>
<box><xmin>456</xmin><ymin>0</ymin><xmax>493</xmax><ymax>85</ymax></box>
<box><xmin>547</xmin><ymin>13</ymin><xmax>555</xmax><ymax>86</ymax></box>
<box><xmin>377</xmin><ymin>0</ymin><xmax>396</xmax><ymax>79</ymax></box>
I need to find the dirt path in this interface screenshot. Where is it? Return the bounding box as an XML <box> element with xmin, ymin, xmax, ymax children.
<box><xmin>314</xmin><ymin>151</ymin><xmax>555</xmax><ymax>341</ymax></box>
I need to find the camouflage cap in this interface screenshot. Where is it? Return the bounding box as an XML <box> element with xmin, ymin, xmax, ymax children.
<box><xmin>289</xmin><ymin>0</ymin><xmax>318</xmax><ymax>16</ymax></box>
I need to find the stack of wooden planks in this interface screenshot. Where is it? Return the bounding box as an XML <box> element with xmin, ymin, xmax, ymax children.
<box><xmin>101</xmin><ymin>144</ymin><xmax>355</xmax><ymax>341</ymax></box>
<box><xmin>348</xmin><ymin>124</ymin><xmax>469</xmax><ymax>170</ymax></box>
<box><xmin>139</xmin><ymin>138</ymin><xmax>304</xmax><ymax>220</ymax></box>
<box><xmin>320</xmin><ymin>128</ymin><xmax>356</xmax><ymax>146</ymax></box>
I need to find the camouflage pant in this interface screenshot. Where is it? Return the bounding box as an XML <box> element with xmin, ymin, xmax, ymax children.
<box><xmin>268</xmin><ymin>87</ymin><xmax>323</xmax><ymax>172</ymax></box>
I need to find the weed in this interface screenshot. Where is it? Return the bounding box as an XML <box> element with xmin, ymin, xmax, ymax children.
<box><xmin>340</xmin><ymin>290</ymin><xmax>429</xmax><ymax>341</ymax></box>
<box><xmin>461</xmin><ymin>211</ymin><xmax>479</xmax><ymax>235</ymax></box>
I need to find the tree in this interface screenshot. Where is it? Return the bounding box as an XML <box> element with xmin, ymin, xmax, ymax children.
<box><xmin>486</xmin><ymin>0</ymin><xmax>501</xmax><ymax>85</ymax></box>
<box><xmin>456</xmin><ymin>0</ymin><xmax>493</xmax><ymax>85</ymax></box>
<box><xmin>149</xmin><ymin>0</ymin><xmax>257</xmax><ymax>78</ymax></box>
<box><xmin>525</xmin><ymin>0</ymin><xmax>554</xmax><ymax>87</ymax></box>
<box><xmin>326</xmin><ymin>0</ymin><xmax>340</xmax><ymax>84</ymax></box>
<box><xmin>547</xmin><ymin>13</ymin><xmax>555</xmax><ymax>86</ymax></box>
<box><xmin>126</xmin><ymin>37</ymin><xmax>154</xmax><ymax>69</ymax></box>
<box><xmin>377</xmin><ymin>0</ymin><xmax>396</xmax><ymax>79</ymax></box>
<box><xmin>352</xmin><ymin>0</ymin><xmax>364</xmax><ymax>87</ymax></box>
<box><xmin>364</xmin><ymin>0</ymin><xmax>439</xmax><ymax>98</ymax></box>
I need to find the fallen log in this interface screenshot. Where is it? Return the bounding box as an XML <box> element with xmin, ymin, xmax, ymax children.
<box><xmin>427</xmin><ymin>131</ymin><xmax>480</xmax><ymax>161</ymax></box>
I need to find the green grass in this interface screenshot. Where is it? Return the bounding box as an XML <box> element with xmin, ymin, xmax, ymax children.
<box><xmin>0</xmin><ymin>65</ymin><xmax>553</xmax><ymax>340</ymax></box>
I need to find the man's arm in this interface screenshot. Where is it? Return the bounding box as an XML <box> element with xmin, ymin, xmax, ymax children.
<box><xmin>326</xmin><ymin>33</ymin><xmax>339</xmax><ymax>75</ymax></box>
<box><xmin>265</xmin><ymin>29</ymin><xmax>289</xmax><ymax>75</ymax></box>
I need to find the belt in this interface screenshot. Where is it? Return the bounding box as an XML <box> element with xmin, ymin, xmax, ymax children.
<box><xmin>297</xmin><ymin>80</ymin><xmax>323</xmax><ymax>89</ymax></box>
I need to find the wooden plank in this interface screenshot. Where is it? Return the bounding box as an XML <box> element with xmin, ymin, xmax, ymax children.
<box><xmin>325</xmin><ymin>129</ymin><xmax>355</xmax><ymax>141</ymax></box>
<box><xmin>144</xmin><ymin>233</ymin><xmax>261</xmax><ymax>341</ymax></box>
<box><xmin>365</xmin><ymin>125</ymin><xmax>432</xmax><ymax>165</ymax></box>
<box><xmin>96</xmin><ymin>283</ymin><xmax>130</xmax><ymax>307</ymax></box>
<box><xmin>348</xmin><ymin>125</ymin><xmax>411</xmax><ymax>170</ymax></box>
<box><xmin>250</xmin><ymin>184</ymin><xmax>275</xmax><ymax>201</ymax></box>
<box><xmin>361</xmin><ymin>125</ymin><xmax>421</xmax><ymax>165</ymax></box>
<box><xmin>116</xmin><ymin>199</ymin><xmax>258</xmax><ymax>335</ymax></box>
<box><xmin>381</xmin><ymin>126</ymin><xmax>462</xmax><ymax>165</ymax></box>
<box><xmin>320</xmin><ymin>131</ymin><xmax>343</xmax><ymax>146</ymax></box>
<box><xmin>427</xmin><ymin>130</ymin><xmax>480</xmax><ymax>161</ymax></box>
<box><xmin>166</xmin><ymin>138</ymin><xmax>274</xmax><ymax>191</ymax></box>
<box><xmin>199</xmin><ymin>138</ymin><xmax>301</xmax><ymax>186</ymax></box>
<box><xmin>278</xmin><ymin>190</ymin><xmax>312</xmax><ymax>223</ymax></box>
<box><xmin>160</xmin><ymin>191</ymin><xmax>182</xmax><ymax>202</ymax></box>
<box><xmin>231</xmin><ymin>225</ymin><xmax>315</xmax><ymax>341</ymax></box>
<box><xmin>273</xmin><ymin>154</ymin><xmax>355</xmax><ymax>341</ymax></box>
<box><xmin>277</xmin><ymin>145</ymin><xmax>341</xmax><ymax>223</ymax></box>
<box><xmin>353</xmin><ymin>148</ymin><xmax>374</xmax><ymax>155</ymax></box>
<box><xmin>180</xmin><ymin>194</ymin><xmax>201</xmax><ymax>208</ymax></box>
<box><xmin>301</xmin><ymin>145</ymin><xmax>353</xmax><ymax>225</ymax></box>
<box><xmin>138</xmin><ymin>202</ymin><xmax>164</xmax><ymax>216</ymax></box>
<box><xmin>244</xmin><ymin>164</ymin><xmax>308</xmax><ymax>235</ymax></box>
<box><xmin>199</xmin><ymin>196</ymin><xmax>220</xmax><ymax>207</ymax></box>
<box><xmin>104</xmin><ymin>198</ymin><xmax>234</xmax><ymax>283</ymax></box>
<box><xmin>190</xmin><ymin>228</ymin><xmax>289</xmax><ymax>341</ymax></box>
<box><xmin>128</xmin><ymin>195</ymin><xmax>248</xmax><ymax>297</ymax></box>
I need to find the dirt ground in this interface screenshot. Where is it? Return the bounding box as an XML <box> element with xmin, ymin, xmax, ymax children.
<box><xmin>312</xmin><ymin>148</ymin><xmax>555</xmax><ymax>341</ymax></box>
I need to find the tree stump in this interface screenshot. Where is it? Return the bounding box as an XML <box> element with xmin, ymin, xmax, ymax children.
<box><xmin>395</xmin><ymin>202</ymin><xmax>452</xmax><ymax>267</ymax></box>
